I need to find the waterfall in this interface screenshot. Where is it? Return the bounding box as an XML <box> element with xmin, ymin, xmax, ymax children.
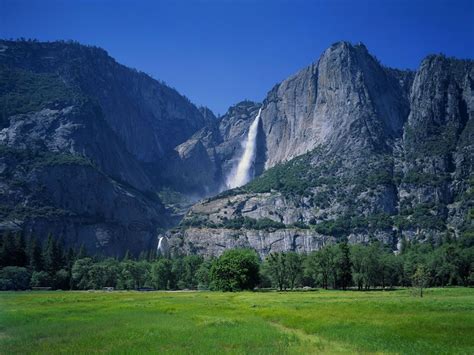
<box><xmin>157</xmin><ymin>236</ymin><xmax>169</xmax><ymax>257</ymax></box>
<box><xmin>226</xmin><ymin>107</ymin><xmax>262</xmax><ymax>189</ymax></box>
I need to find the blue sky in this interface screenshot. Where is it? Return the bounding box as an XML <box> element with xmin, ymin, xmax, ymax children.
<box><xmin>1</xmin><ymin>0</ymin><xmax>473</xmax><ymax>114</ymax></box>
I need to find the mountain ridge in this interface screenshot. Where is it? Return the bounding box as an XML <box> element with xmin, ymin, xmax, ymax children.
<box><xmin>0</xmin><ymin>39</ymin><xmax>472</xmax><ymax>256</ymax></box>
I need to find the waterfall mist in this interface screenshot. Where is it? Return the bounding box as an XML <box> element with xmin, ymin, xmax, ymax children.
<box><xmin>226</xmin><ymin>108</ymin><xmax>262</xmax><ymax>189</ymax></box>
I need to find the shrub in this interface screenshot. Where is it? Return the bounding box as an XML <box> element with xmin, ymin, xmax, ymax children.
<box><xmin>244</xmin><ymin>153</ymin><xmax>314</xmax><ymax>195</ymax></box>
<box><xmin>0</xmin><ymin>65</ymin><xmax>80</xmax><ymax>127</ymax></box>
<box><xmin>0</xmin><ymin>266</ymin><xmax>30</xmax><ymax>290</ymax></box>
<box><xmin>30</xmin><ymin>271</ymin><xmax>52</xmax><ymax>287</ymax></box>
<box><xmin>218</xmin><ymin>216</ymin><xmax>286</xmax><ymax>230</ymax></box>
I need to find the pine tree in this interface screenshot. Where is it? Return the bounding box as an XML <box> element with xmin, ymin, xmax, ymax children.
<box><xmin>26</xmin><ymin>236</ymin><xmax>43</xmax><ymax>271</ymax></box>
<box><xmin>0</xmin><ymin>232</ymin><xmax>27</xmax><ymax>267</ymax></box>
<box><xmin>0</xmin><ymin>232</ymin><xmax>11</xmax><ymax>267</ymax></box>
<box><xmin>337</xmin><ymin>242</ymin><xmax>352</xmax><ymax>290</ymax></box>
<box><xmin>76</xmin><ymin>244</ymin><xmax>87</xmax><ymax>259</ymax></box>
<box><xmin>14</xmin><ymin>233</ymin><xmax>27</xmax><ymax>267</ymax></box>
<box><xmin>66</xmin><ymin>247</ymin><xmax>76</xmax><ymax>290</ymax></box>
<box><xmin>123</xmin><ymin>250</ymin><xmax>131</xmax><ymax>261</ymax></box>
<box><xmin>65</xmin><ymin>247</ymin><xmax>76</xmax><ymax>268</ymax></box>
<box><xmin>43</xmin><ymin>234</ymin><xmax>63</xmax><ymax>275</ymax></box>
<box><xmin>138</xmin><ymin>250</ymin><xmax>148</xmax><ymax>261</ymax></box>
<box><xmin>147</xmin><ymin>249</ymin><xmax>157</xmax><ymax>262</ymax></box>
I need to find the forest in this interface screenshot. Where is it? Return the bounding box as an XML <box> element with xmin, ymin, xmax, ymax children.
<box><xmin>0</xmin><ymin>232</ymin><xmax>472</xmax><ymax>292</ymax></box>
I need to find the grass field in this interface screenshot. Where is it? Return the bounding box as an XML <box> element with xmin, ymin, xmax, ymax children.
<box><xmin>0</xmin><ymin>288</ymin><xmax>473</xmax><ymax>354</ymax></box>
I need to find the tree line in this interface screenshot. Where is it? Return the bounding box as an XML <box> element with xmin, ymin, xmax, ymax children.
<box><xmin>0</xmin><ymin>232</ymin><xmax>472</xmax><ymax>291</ymax></box>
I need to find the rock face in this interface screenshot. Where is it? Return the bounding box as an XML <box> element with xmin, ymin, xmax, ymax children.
<box><xmin>174</xmin><ymin>42</ymin><xmax>473</xmax><ymax>258</ymax></box>
<box><xmin>170</xmin><ymin>227</ymin><xmax>335</xmax><ymax>259</ymax></box>
<box><xmin>0</xmin><ymin>102</ymin><xmax>153</xmax><ymax>191</ymax></box>
<box><xmin>0</xmin><ymin>40</ymin><xmax>217</xmax><ymax>255</ymax></box>
<box><xmin>259</xmin><ymin>42</ymin><xmax>412</xmax><ymax>168</ymax></box>
<box><xmin>0</xmin><ymin>40</ymin><xmax>210</xmax><ymax>163</ymax></box>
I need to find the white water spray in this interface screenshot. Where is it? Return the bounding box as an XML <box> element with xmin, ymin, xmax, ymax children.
<box><xmin>157</xmin><ymin>236</ymin><xmax>169</xmax><ymax>257</ymax></box>
<box><xmin>227</xmin><ymin>108</ymin><xmax>262</xmax><ymax>188</ymax></box>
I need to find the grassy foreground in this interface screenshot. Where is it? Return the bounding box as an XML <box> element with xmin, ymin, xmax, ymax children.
<box><xmin>0</xmin><ymin>288</ymin><xmax>473</xmax><ymax>354</ymax></box>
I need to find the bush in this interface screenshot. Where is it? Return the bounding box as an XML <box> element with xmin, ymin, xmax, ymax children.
<box><xmin>395</xmin><ymin>204</ymin><xmax>446</xmax><ymax>230</ymax></box>
<box><xmin>291</xmin><ymin>221</ymin><xmax>310</xmax><ymax>229</ymax></box>
<box><xmin>181</xmin><ymin>215</ymin><xmax>207</xmax><ymax>228</ymax></box>
<box><xmin>30</xmin><ymin>271</ymin><xmax>52</xmax><ymax>287</ymax></box>
<box><xmin>54</xmin><ymin>269</ymin><xmax>70</xmax><ymax>290</ymax></box>
<box><xmin>313</xmin><ymin>218</ymin><xmax>351</xmax><ymax>238</ymax></box>
<box><xmin>244</xmin><ymin>152</ymin><xmax>315</xmax><ymax>195</ymax></box>
<box><xmin>219</xmin><ymin>216</ymin><xmax>285</xmax><ymax>230</ymax></box>
<box><xmin>0</xmin><ymin>266</ymin><xmax>30</xmax><ymax>290</ymax></box>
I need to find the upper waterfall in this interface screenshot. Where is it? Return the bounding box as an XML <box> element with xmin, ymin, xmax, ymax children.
<box><xmin>226</xmin><ymin>107</ymin><xmax>262</xmax><ymax>188</ymax></box>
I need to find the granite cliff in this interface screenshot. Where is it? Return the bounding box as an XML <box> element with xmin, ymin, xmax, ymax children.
<box><xmin>169</xmin><ymin>42</ymin><xmax>473</xmax><ymax>258</ymax></box>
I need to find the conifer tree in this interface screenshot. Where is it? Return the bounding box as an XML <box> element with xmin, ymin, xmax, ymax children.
<box><xmin>337</xmin><ymin>242</ymin><xmax>352</xmax><ymax>290</ymax></box>
<box><xmin>43</xmin><ymin>234</ymin><xmax>63</xmax><ymax>275</ymax></box>
<box><xmin>13</xmin><ymin>233</ymin><xmax>27</xmax><ymax>267</ymax></box>
<box><xmin>76</xmin><ymin>244</ymin><xmax>87</xmax><ymax>259</ymax></box>
<box><xmin>0</xmin><ymin>232</ymin><xmax>27</xmax><ymax>267</ymax></box>
<box><xmin>123</xmin><ymin>250</ymin><xmax>131</xmax><ymax>261</ymax></box>
<box><xmin>26</xmin><ymin>236</ymin><xmax>43</xmax><ymax>271</ymax></box>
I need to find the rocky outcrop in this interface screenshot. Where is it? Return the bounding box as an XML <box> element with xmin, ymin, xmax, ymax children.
<box><xmin>168</xmin><ymin>227</ymin><xmax>335</xmax><ymax>258</ymax></box>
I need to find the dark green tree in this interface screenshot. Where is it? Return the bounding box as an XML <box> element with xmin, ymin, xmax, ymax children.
<box><xmin>76</xmin><ymin>244</ymin><xmax>88</xmax><ymax>259</ymax></box>
<box><xmin>265</xmin><ymin>252</ymin><xmax>288</xmax><ymax>291</ymax></box>
<box><xmin>30</xmin><ymin>271</ymin><xmax>52</xmax><ymax>287</ymax></box>
<box><xmin>179</xmin><ymin>255</ymin><xmax>204</xmax><ymax>289</ymax></box>
<box><xmin>458</xmin><ymin>247</ymin><xmax>473</xmax><ymax>286</ymax></box>
<box><xmin>0</xmin><ymin>266</ymin><xmax>30</xmax><ymax>290</ymax></box>
<box><xmin>123</xmin><ymin>250</ymin><xmax>131</xmax><ymax>261</ymax></box>
<box><xmin>151</xmin><ymin>259</ymin><xmax>173</xmax><ymax>290</ymax></box>
<box><xmin>210</xmin><ymin>249</ymin><xmax>260</xmax><ymax>291</ymax></box>
<box><xmin>337</xmin><ymin>242</ymin><xmax>352</xmax><ymax>290</ymax></box>
<box><xmin>0</xmin><ymin>232</ymin><xmax>27</xmax><ymax>267</ymax></box>
<box><xmin>350</xmin><ymin>244</ymin><xmax>367</xmax><ymax>290</ymax></box>
<box><xmin>118</xmin><ymin>260</ymin><xmax>145</xmax><ymax>289</ymax></box>
<box><xmin>72</xmin><ymin>258</ymin><xmax>94</xmax><ymax>289</ymax></box>
<box><xmin>26</xmin><ymin>236</ymin><xmax>43</xmax><ymax>271</ymax></box>
<box><xmin>43</xmin><ymin>234</ymin><xmax>63</xmax><ymax>275</ymax></box>
<box><xmin>195</xmin><ymin>259</ymin><xmax>213</xmax><ymax>289</ymax></box>
<box><xmin>286</xmin><ymin>252</ymin><xmax>302</xmax><ymax>290</ymax></box>
<box><xmin>13</xmin><ymin>233</ymin><xmax>27</xmax><ymax>267</ymax></box>
<box><xmin>307</xmin><ymin>246</ymin><xmax>337</xmax><ymax>289</ymax></box>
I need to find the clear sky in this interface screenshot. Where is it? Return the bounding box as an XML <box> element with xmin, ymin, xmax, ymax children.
<box><xmin>1</xmin><ymin>0</ymin><xmax>473</xmax><ymax>114</ymax></box>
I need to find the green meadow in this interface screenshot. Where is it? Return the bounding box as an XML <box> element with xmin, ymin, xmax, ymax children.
<box><xmin>0</xmin><ymin>288</ymin><xmax>473</xmax><ymax>354</ymax></box>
